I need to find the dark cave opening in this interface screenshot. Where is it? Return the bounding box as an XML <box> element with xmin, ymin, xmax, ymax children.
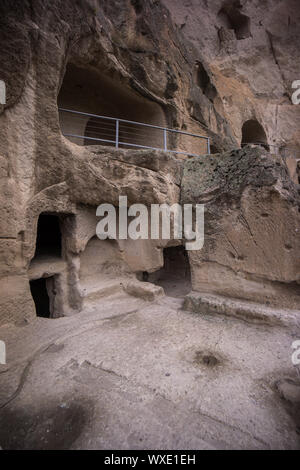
<box><xmin>195</xmin><ymin>62</ymin><xmax>217</xmax><ymax>102</ymax></box>
<box><xmin>58</xmin><ymin>63</ymin><xmax>167</xmax><ymax>149</ymax></box>
<box><xmin>34</xmin><ymin>214</ymin><xmax>62</xmax><ymax>258</ymax></box>
<box><xmin>218</xmin><ymin>3</ymin><xmax>251</xmax><ymax>40</ymax></box>
<box><xmin>30</xmin><ymin>277</ymin><xmax>52</xmax><ymax>318</ymax></box>
<box><xmin>196</xmin><ymin>62</ymin><xmax>210</xmax><ymax>92</ymax></box>
<box><xmin>210</xmin><ymin>144</ymin><xmax>219</xmax><ymax>154</ymax></box>
<box><xmin>143</xmin><ymin>246</ymin><xmax>192</xmax><ymax>298</ymax></box>
<box><xmin>131</xmin><ymin>0</ymin><xmax>143</xmax><ymax>15</ymax></box>
<box><xmin>241</xmin><ymin>119</ymin><xmax>269</xmax><ymax>150</ymax></box>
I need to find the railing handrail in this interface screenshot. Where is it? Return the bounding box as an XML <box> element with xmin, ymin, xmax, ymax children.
<box><xmin>58</xmin><ymin>107</ymin><xmax>210</xmax><ymax>141</ymax></box>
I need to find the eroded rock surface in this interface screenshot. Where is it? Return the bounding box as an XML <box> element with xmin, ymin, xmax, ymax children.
<box><xmin>182</xmin><ymin>146</ymin><xmax>300</xmax><ymax>309</ymax></box>
<box><xmin>0</xmin><ymin>0</ymin><xmax>300</xmax><ymax>451</ymax></box>
<box><xmin>0</xmin><ymin>0</ymin><xmax>299</xmax><ymax>325</ymax></box>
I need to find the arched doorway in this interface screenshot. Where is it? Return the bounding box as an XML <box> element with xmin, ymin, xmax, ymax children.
<box><xmin>241</xmin><ymin>120</ymin><xmax>269</xmax><ymax>150</ymax></box>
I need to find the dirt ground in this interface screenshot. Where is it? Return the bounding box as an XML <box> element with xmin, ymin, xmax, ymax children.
<box><xmin>0</xmin><ymin>290</ymin><xmax>299</xmax><ymax>450</ymax></box>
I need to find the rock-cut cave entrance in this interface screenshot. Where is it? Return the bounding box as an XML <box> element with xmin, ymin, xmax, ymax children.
<box><xmin>241</xmin><ymin>119</ymin><xmax>269</xmax><ymax>150</ymax></box>
<box><xmin>34</xmin><ymin>214</ymin><xmax>62</xmax><ymax>259</ymax></box>
<box><xmin>29</xmin><ymin>213</ymin><xmax>67</xmax><ymax>319</ymax></box>
<box><xmin>143</xmin><ymin>246</ymin><xmax>192</xmax><ymax>298</ymax></box>
<box><xmin>58</xmin><ymin>63</ymin><xmax>167</xmax><ymax>150</ymax></box>
<box><xmin>30</xmin><ymin>277</ymin><xmax>53</xmax><ymax>318</ymax></box>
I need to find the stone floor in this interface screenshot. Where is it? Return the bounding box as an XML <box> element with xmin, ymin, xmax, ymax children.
<box><xmin>0</xmin><ymin>292</ymin><xmax>299</xmax><ymax>450</ymax></box>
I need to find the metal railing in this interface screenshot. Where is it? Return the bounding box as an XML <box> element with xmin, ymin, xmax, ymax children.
<box><xmin>59</xmin><ymin>108</ymin><xmax>210</xmax><ymax>156</ymax></box>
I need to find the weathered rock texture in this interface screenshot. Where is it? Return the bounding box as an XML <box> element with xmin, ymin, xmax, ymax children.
<box><xmin>163</xmin><ymin>0</ymin><xmax>300</xmax><ymax>160</ymax></box>
<box><xmin>0</xmin><ymin>0</ymin><xmax>299</xmax><ymax>325</ymax></box>
<box><xmin>182</xmin><ymin>147</ymin><xmax>300</xmax><ymax>309</ymax></box>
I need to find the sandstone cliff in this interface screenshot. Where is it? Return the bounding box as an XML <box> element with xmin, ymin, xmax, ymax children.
<box><xmin>0</xmin><ymin>0</ymin><xmax>299</xmax><ymax>325</ymax></box>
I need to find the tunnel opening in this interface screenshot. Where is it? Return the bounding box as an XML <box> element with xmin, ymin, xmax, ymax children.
<box><xmin>58</xmin><ymin>63</ymin><xmax>167</xmax><ymax>149</ymax></box>
<box><xmin>34</xmin><ymin>214</ymin><xmax>62</xmax><ymax>258</ymax></box>
<box><xmin>30</xmin><ymin>278</ymin><xmax>52</xmax><ymax>318</ymax></box>
<box><xmin>29</xmin><ymin>275</ymin><xmax>62</xmax><ymax>319</ymax></box>
<box><xmin>241</xmin><ymin>119</ymin><xmax>269</xmax><ymax>150</ymax></box>
<box><xmin>218</xmin><ymin>3</ymin><xmax>251</xmax><ymax>40</ymax></box>
<box><xmin>143</xmin><ymin>246</ymin><xmax>192</xmax><ymax>298</ymax></box>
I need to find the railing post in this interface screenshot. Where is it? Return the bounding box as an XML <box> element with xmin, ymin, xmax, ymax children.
<box><xmin>207</xmin><ymin>138</ymin><xmax>210</xmax><ymax>155</ymax></box>
<box><xmin>115</xmin><ymin>119</ymin><xmax>119</xmax><ymax>149</ymax></box>
<box><xmin>163</xmin><ymin>128</ymin><xmax>168</xmax><ymax>151</ymax></box>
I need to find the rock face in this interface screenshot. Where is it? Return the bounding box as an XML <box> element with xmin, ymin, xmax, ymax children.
<box><xmin>163</xmin><ymin>0</ymin><xmax>300</xmax><ymax>160</ymax></box>
<box><xmin>182</xmin><ymin>147</ymin><xmax>300</xmax><ymax>309</ymax></box>
<box><xmin>0</xmin><ymin>144</ymin><xmax>181</xmax><ymax>325</ymax></box>
<box><xmin>0</xmin><ymin>0</ymin><xmax>299</xmax><ymax>325</ymax></box>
